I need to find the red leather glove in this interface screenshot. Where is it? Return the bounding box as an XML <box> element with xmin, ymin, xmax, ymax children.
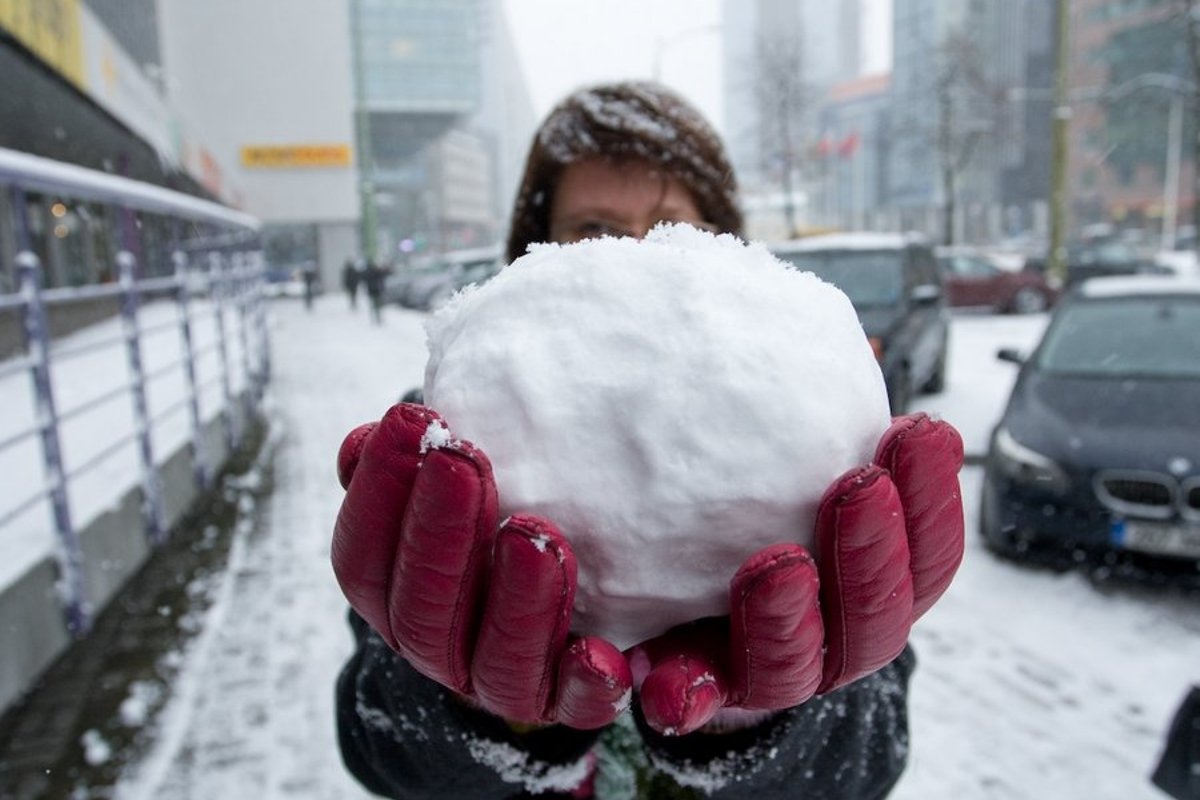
<box><xmin>332</xmin><ymin>403</ymin><xmax>632</xmax><ymax>729</ymax></box>
<box><xmin>633</xmin><ymin>413</ymin><xmax>964</xmax><ymax>735</ymax></box>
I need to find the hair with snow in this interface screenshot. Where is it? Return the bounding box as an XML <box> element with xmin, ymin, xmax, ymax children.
<box><xmin>505</xmin><ymin>81</ymin><xmax>743</xmax><ymax>264</ymax></box>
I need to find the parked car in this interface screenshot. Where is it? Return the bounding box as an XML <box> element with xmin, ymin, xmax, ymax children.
<box><xmin>1154</xmin><ymin>229</ymin><xmax>1199</xmax><ymax>279</ymax></box>
<box><xmin>262</xmin><ymin>262</ymin><xmax>312</xmax><ymax>298</ymax></box>
<box><xmin>383</xmin><ymin>258</ymin><xmax>440</xmax><ymax>306</ymax></box>
<box><xmin>980</xmin><ymin>275</ymin><xmax>1200</xmax><ymax>580</ymax></box>
<box><xmin>1025</xmin><ymin>241</ymin><xmax>1168</xmax><ymax>287</ymax></box>
<box><xmin>387</xmin><ymin>245</ymin><xmax>503</xmax><ymax>310</ymax></box>
<box><xmin>935</xmin><ymin>247</ymin><xmax>1059</xmax><ymax>313</ymax></box>
<box><xmin>772</xmin><ymin>233</ymin><xmax>949</xmax><ymax>414</ymax></box>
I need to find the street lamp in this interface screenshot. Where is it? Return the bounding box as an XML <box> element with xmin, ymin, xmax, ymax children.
<box><xmin>1099</xmin><ymin>73</ymin><xmax>1194</xmax><ymax>251</ymax></box>
<box><xmin>1016</xmin><ymin>68</ymin><xmax>1196</xmax><ymax>267</ymax></box>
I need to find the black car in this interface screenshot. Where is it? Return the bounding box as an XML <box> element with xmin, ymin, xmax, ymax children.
<box><xmin>772</xmin><ymin>233</ymin><xmax>950</xmax><ymax>414</ymax></box>
<box><xmin>980</xmin><ymin>276</ymin><xmax>1200</xmax><ymax>579</ymax></box>
<box><xmin>1025</xmin><ymin>241</ymin><xmax>1168</xmax><ymax>287</ymax></box>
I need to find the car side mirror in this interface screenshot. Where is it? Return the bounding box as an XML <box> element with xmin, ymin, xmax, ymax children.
<box><xmin>996</xmin><ymin>348</ymin><xmax>1025</xmax><ymax>365</ymax></box>
<box><xmin>910</xmin><ymin>284</ymin><xmax>942</xmax><ymax>305</ymax></box>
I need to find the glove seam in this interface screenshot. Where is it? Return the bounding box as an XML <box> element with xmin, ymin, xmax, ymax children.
<box><xmin>446</xmin><ymin>448</ymin><xmax>497</xmax><ymax>696</ymax></box>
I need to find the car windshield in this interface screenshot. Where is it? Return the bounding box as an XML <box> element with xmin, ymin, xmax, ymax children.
<box><xmin>1036</xmin><ymin>296</ymin><xmax>1200</xmax><ymax>379</ymax></box>
<box><xmin>776</xmin><ymin>250</ymin><xmax>904</xmax><ymax>308</ymax></box>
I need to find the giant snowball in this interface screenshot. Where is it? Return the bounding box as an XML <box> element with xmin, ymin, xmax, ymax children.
<box><xmin>423</xmin><ymin>224</ymin><xmax>891</xmax><ymax>649</ymax></box>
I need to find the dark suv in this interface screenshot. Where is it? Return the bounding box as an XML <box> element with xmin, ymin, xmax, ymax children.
<box><xmin>772</xmin><ymin>233</ymin><xmax>949</xmax><ymax>414</ymax></box>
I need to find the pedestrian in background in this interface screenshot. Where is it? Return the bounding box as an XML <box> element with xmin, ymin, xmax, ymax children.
<box><xmin>301</xmin><ymin>261</ymin><xmax>318</xmax><ymax>311</ymax></box>
<box><xmin>362</xmin><ymin>260</ymin><xmax>385</xmax><ymax>324</ymax></box>
<box><xmin>342</xmin><ymin>258</ymin><xmax>360</xmax><ymax>310</ymax></box>
<box><xmin>331</xmin><ymin>80</ymin><xmax>965</xmax><ymax>799</ymax></box>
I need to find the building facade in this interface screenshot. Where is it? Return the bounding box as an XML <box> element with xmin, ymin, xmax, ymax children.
<box><xmin>1067</xmin><ymin>0</ymin><xmax>1195</xmax><ymax>241</ymax></box>
<box><xmin>721</xmin><ymin>0</ymin><xmax>864</xmax><ymax>238</ymax></box>
<box><xmin>3</xmin><ymin>0</ymin><xmax>531</xmax><ymax>290</ymax></box>
<box><xmin>816</xmin><ymin>73</ymin><xmax>893</xmax><ymax>232</ymax></box>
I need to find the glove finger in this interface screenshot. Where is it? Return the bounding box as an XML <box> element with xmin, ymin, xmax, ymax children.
<box><xmin>337</xmin><ymin>422</ymin><xmax>376</xmax><ymax>489</ymax></box>
<box><xmin>635</xmin><ymin>620</ymin><xmax>729</xmax><ymax>736</ymax></box>
<box><xmin>390</xmin><ymin>434</ymin><xmax>499</xmax><ymax>693</ymax></box>
<box><xmin>815</xmin><ymin>465</ymin><xmax>914</xmax><ymax>694</ymax></box>
<box><xmin>471</xmin><ymin>515</ymin><xmax>576</xmax><ymax>724</ymax></box>
<box><xmin>875</xmin><ymin>413</ymin><xmax>965</xmax><ymax>620</ymax></box>
<box><xmin>332</xmin><ymin>403</ymin><xmax>440</xmax><ymax>646</ymax></box>
<box><xmin>729</xmin><ymin>543</ymin><xmax>823</xmax><ymax>709</ymax></box>
<box><xmin>554</xmin><ymin>636</ymin><xmax>633</xmax><ymax>730</ymax></box>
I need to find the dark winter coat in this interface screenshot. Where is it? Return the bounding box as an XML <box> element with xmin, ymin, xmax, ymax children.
<box><xmin>336</xmin><ymin>610</ymin><xmax>916</xmax><ymax>800</ymax></box>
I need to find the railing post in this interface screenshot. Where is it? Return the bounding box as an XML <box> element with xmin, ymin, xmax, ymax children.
<box><xmin>117</xmin><ymin>249</ymin><xmax>165</xmax><ymax>546</ymax></box>
<box><xmin>11</xmin><ymin>186</ymin><xmax>89</xmax><ymax>635</ymax></box>
<box><xmin>174</xmin><ymin>248</ymin><xmax>210</xmax><ymax>492</ymax></box>
<box><xmin>251</xmin><ymin>248</ymin><xmax>272</xmax><ymax>399</ymax></box>
<box><xmin>209</xmin><ymin>249</ymin><xmax>240</xmax><ymax>450</ymax></box>
<box><xmin>232</xmin><ymin>250</ymin><xmax>256</xmax><ymax>422</ymax></box>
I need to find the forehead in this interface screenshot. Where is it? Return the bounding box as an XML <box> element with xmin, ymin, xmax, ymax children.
<box><xmin>554</xmin><ymin>157</ymin><xmax>694</xmax><ymax>210</ymax></box>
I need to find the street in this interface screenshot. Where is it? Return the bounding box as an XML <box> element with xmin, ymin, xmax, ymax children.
<box><xmin>6</xmin><ymin>297</ymin><xmax>1197</xmax><ymax>799</ymax></box>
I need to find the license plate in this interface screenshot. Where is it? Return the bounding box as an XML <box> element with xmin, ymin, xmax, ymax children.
<box><xmin>1111</xmin><ymin>519</ymin><xmax>1200</xmax><ymax>559</ymax></box>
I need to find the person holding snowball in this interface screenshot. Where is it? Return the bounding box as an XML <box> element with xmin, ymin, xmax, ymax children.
<box><xmin>332</xmin><ymin>81</ymin><xmax>964</xmax><ymax>799</ymax></box>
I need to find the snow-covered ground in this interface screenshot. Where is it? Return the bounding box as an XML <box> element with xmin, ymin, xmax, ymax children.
<box><xmin>0</xmin><ymin>297</ymin><xmax>250</xmax><ymax>590</ymax></box>
<box><xmin>90</xmin><ymin>297</ymin><xmax>1199</xmax><ymax>799</ymax></box>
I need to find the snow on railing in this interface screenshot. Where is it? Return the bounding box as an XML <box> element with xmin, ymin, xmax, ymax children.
<box><xmin>0</xmin><ymin>153</ymin><xmax>269</xmax><ymax>637</ymax></box>
<box><xmin>0</xmin><ymin>248</ymin><xmax>270</xmax><ymax>636</ymax></box>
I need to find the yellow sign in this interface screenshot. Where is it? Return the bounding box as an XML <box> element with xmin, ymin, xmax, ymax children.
<box><xmin>240</xmin><ymin>144</ymin><xmax>353</xmax><ymax>169</ymax></box>
<box><xmin>0</xmin><ymin>0</ymin><xmax>84</xmax><ymax>88</ymax></box>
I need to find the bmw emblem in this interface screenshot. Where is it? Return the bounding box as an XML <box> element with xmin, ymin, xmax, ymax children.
<box><xmin>1167</xmin><ymin>457</ymin><xmax>1192</xmax><ymax>476</ymax></box>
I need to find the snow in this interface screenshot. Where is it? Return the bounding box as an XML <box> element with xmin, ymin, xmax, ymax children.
<box><xmin>1077</xmin><ymin>274</ymin><xmax>1200</xmax><ymax>298</ymax></box>
<box><xmin>531</xmin><ymin>82</ymin><xmax>735</xmax><ymax>211</ymax></box>
<box><xmin>424</xmin><ymin>225</ymin><xmax>891</xmax><ymax>648</ymax></box>
<box><xmin>4</xmin><ymin>296</ymin><xmax>1192</xmax><ymax>799</ymax></box>
<box><xmin>0</xmin><ymin>146</ymin><xmax>259</xmax><ymax>230</ymax></box>
<box><xmin>0</xmin><ymin>297</ymin><xmax>249</xmax><ymax>590</ymax></box>
<box><xmin>771</xmin><ymin>231</ymin><xmax>928</xmax><ymax>253</ymax></box>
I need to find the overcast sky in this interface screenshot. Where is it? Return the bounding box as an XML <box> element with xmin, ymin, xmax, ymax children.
<box><xmin>500</xmin><ymin>0</ymin><xmax>725</xmax><ymax>133</ymax></box>
<box><xmin>500</xmin><ymin>0</ymin><xmax>893</xmax><ymax>140</ymax></box>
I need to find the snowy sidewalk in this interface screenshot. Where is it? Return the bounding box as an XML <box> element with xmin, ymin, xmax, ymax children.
<box><xmin>113</xmin><ymin>296</ymin><xmax>424</xmax><ymax>799</ymax></box>
<box><xmin>1</xmin><ymin>297</ymin><xmax>1196</xmax><ymax>799</ymax></box>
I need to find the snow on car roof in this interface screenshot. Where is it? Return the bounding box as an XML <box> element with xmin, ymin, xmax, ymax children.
<box><xmin>769</xmin><ymin>231</ymin><xmax>928</xmax><ymax>253</ymax></box>
<box><xmin>1078</xmin><ymin>275</ymin><xmax>1200</xmax><ymax>298</ymax></box>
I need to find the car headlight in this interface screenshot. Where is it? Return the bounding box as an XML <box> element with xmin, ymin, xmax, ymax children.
<box><xmin>992</xmin><ymin>426</ymin><xmax>1070</xmax><ymax>494</ymax></box>
<box><xmin>868</xmin><ymin>335</ymin><xmax>885</xmax><ymax>363</ymax></box>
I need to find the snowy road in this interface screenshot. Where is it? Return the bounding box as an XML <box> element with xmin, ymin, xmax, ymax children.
<box><xmin>107</xmin><ymin>297</ymin><xmax>1198</xmax><ymax>799</ymax></box>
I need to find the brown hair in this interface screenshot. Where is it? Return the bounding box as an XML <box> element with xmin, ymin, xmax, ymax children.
<box><xmin>505</xmin><ymin>81</ymin><xmax>743</xmax><ymax>264</ymax></box>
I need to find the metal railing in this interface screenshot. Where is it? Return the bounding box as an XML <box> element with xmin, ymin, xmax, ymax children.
<box><xmin>0</xmin><ymin>148</ymin><xmax>268</xmax><ymax>638</ymax></box>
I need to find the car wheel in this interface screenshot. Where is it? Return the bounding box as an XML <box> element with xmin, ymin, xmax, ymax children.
<box><xmin>424</xmin><ymin>285</ymin><xmax>456</xmax><ymax>311</ymax></box>
<box><xmin>887</xmin><ymin>366</ymin><xmax>910</xmax><ymax>415</ymax></box>
<box><xmin>979</xmin><ymin>479</ymin><xmax>1017</xmax><ymax>556</ymax></box>
<box><xmin>1011</xmin><ymin>286</ymin><xmax>1048</xmax><ymax>314</ymax></box>
<box><xmin>921</xmin><ymin>344</ymin><xmax>948</xmax><ymax>395</ymax></box>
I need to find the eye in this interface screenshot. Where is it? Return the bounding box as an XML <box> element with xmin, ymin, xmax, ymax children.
<box><xmin>658</xmin><ymin>218</ymin><xmax>718</xmax><ymax>234</ymax></box>
<box><xmin>569</xmin><ymin>220</ymin><xmax>630</xmax><ymax>242</ymax></box>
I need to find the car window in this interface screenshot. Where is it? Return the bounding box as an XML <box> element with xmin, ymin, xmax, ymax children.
<box><xmin>461</xmin><ymin>259</ymin><xmax>499</xmax><ymax>282</ymax></box>
<box><xmin>941</xmin><ymin>255</ymin><xmax>997</xmax><ymax>278</ymax></box>
<box><xmin>909</xmin><ymin>247</ymin><xmax>940</xmax><ymax>287</ymax></box>
<box><xmin>1036</xmin><ymin>297</ymin><xmax>1200</xmax><ymax>379</ymax></box>
<box><xmin>776</xmin><ymin>249</ymin><xmax>904</xmax><ymax>307</ymax></box>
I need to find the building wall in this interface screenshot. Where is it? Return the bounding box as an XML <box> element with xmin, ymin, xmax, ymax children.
<box><xmin>471</xmin><ymin>0</ymin><xmax>537</xmax><ymax>232</ymax></box>
<box><xmin>156</xmin><ymin>0</ymin><xmax>358</xmax><ymax>226</ymax></box>
<box><xmin>720</xmin><ymin>0</ymin><xmax>864</xmax><ymax>236</ymax></box>
<box><xmin>819</xmin><ymin>74</ymin><xmax>892</xmax><ymax>232</ymax></box>
<box><xmin>1068</xmin><ymin>0</ymin><xmax>1195</xmax><ymax>236</ymax></box>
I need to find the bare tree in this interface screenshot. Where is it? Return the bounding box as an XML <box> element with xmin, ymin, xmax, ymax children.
<box><xmin>933</xmin><ymin>32</ymin><xmax>1009</xmax><ymax>245</ymax></box>
<box><xmin>752</xmin><ymin>32</ymin><xmax>812</xmax><ymax>239</ymax></box>
<box><xmin>895</xmin><ymin>29</ymin><xmax>1008</xmax><ymax>245</ymax></box>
